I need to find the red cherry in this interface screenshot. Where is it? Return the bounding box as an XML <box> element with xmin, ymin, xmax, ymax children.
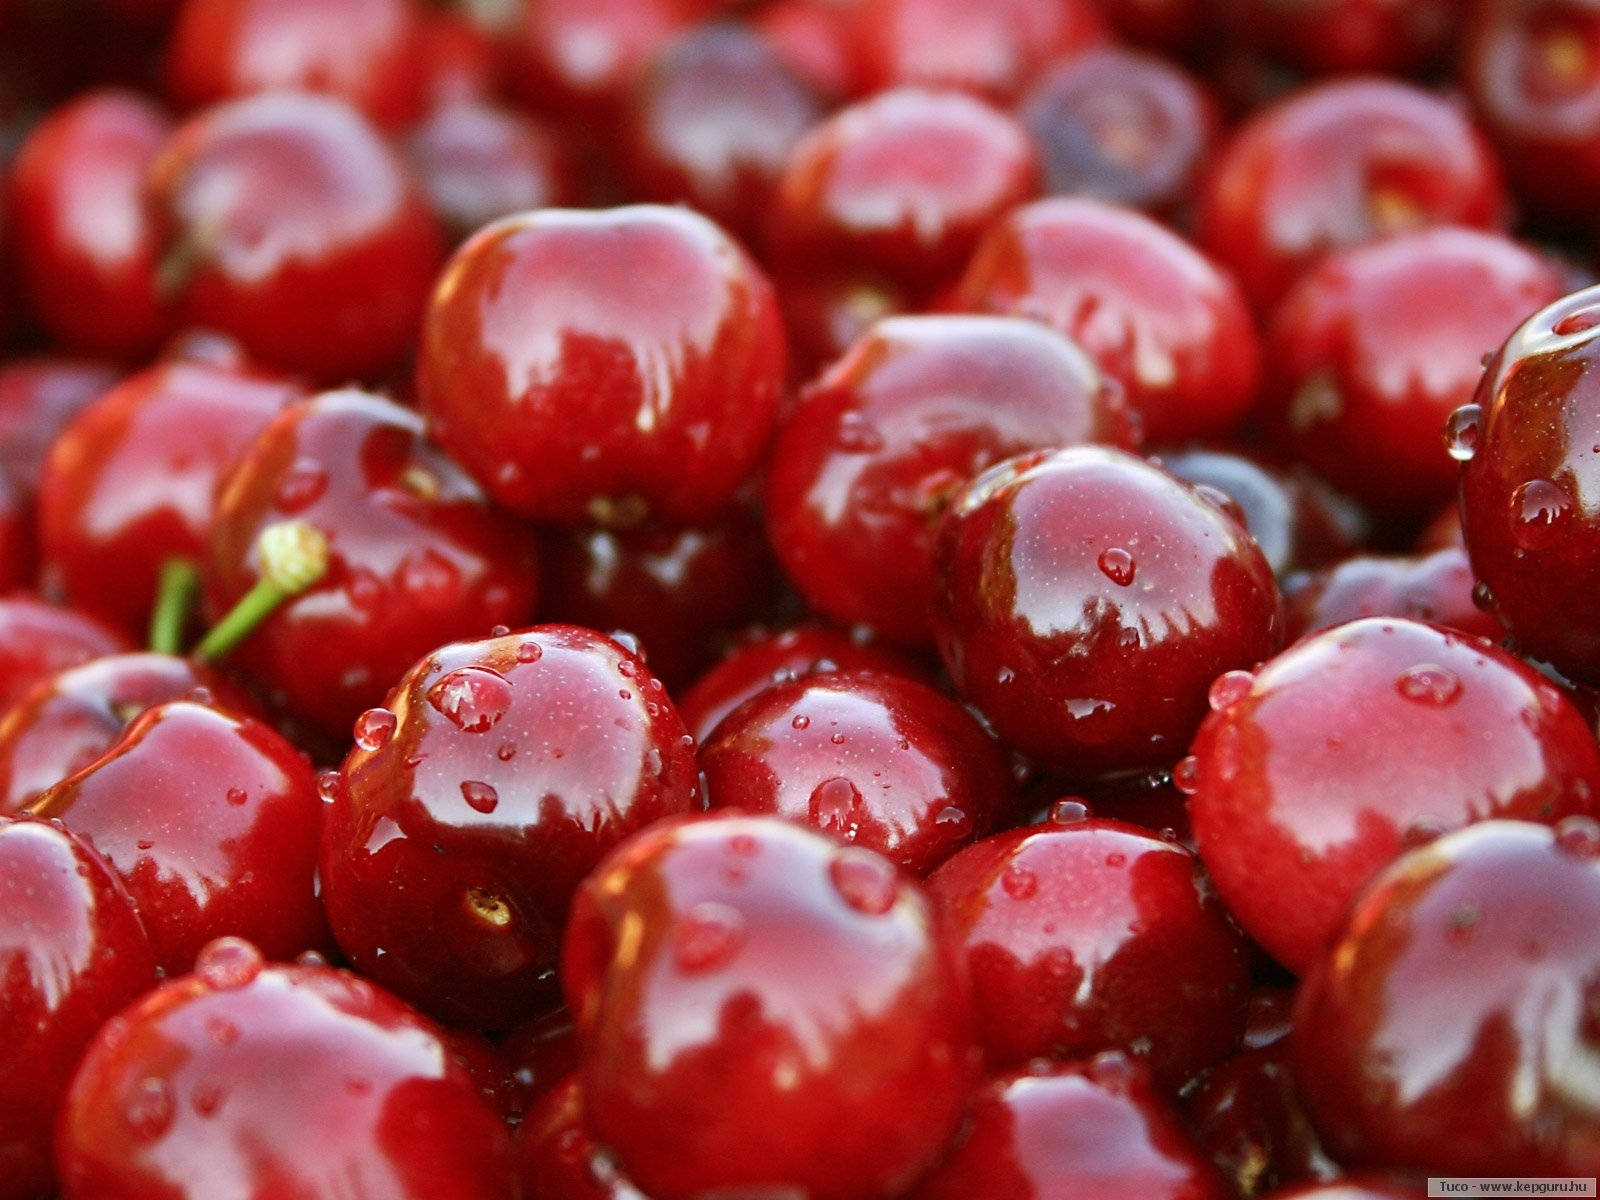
<box><xmin>148</xmin><ymin>92</ymin><xmax>445</xmax><ymax>384</ymax></box>
<box><xmin>955</xmin><ymin>198</ymin><xmax>1261</xmax><ymax>445</ymax></box>
<box><xmin>1098</xmin><ymin>0</ymin><xmax>1212</xmax><ymax>55</ymax></box>
<box><xmin>905</xmin><ymin>1055</ymin><xmax>1231</xmax><ymax>1200</ymax></box>
<box><xmin>413</xmin><ymin>7</ymin><xmax>499</xmax><ymax>107</ymax></box>
<box><xmin>0</xmin><ymin>596</ymin><xmax>130</xmax><ymax>713</ymax></box>
<box><xmin>562</xmin><ymin>813</ymin><xmax>979</xmax><ymax>1200</ymax></box>
<box><xmin>0</xmin><ymin>357</ymin><xmax>122</xmax><ymax>499</ymax></box>
<box><xmin>498</xmin><ymin>1007</ymin><xmax>582</xmax><ymax>1118</ymax></box>
<box><xmin>933</xmin><ymin>445</ymin><xmax>1283</xmax><ymax>776</ymax></box>
<box><xmin>1283</xmin><ymin>549</ymin><xmax>1503</xmax><ymax>643</ymax></box>
<box><xmin>751</xmin><ymin>0</ymin><xmax>860</xmax><ymax>102</ymax></box>
<box><xmin>766</xmin><ymin>314</ymin><xmax>1135</xmax><ymax>643</ymax></box>
<box><xmin>1293</xmin><ymin>818</ymin><xmax>1600</xmax><ymax>1173</ymax></box>
<box><xmin>1187</xmin><ymin>617</ymin><xmax>1600</xmax><ymax>972</ymax></box>
<box><xmin>419</xmin><ymin>204</ymin><xmax>786</xmax><ymax>525</ymax></box>
<box><xmin>30</xmin><ymin>700</ymin><xmax>326</xmax><ymax>973</ymax></box>
<box><xmin>0</xmin><ymin>817</ymin><xmax>156</xmax><ymax>1200</ymax></box>
<box><xmin>57</xmin><ymin>943</ymin><xmax>516</xmax><ymax>1199</ymax></box>
<box><xmin>321</xmin><ymin>625</ymin><xmax>700</xmax><ymax>1029</ymax></box>
<box><xmin>514</xmin><ymin>1075</ymin><xmax>649</xmax><ymax>1200</ymax></box>
<box><xmin>1228</xmin><ymin>0</ymin><xmax>1453</xmax><ymax>77</ymax></box>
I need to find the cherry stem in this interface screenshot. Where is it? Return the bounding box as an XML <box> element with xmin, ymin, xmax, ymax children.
<box><xmin>193</xmin><ymin>521</ymin><xmax>330</xmax><ymax>663</ymax></box>
<box><xmin>148</xmin><ymin>559</ymin><xmax>202</xmax><ymax>656</ymax></box>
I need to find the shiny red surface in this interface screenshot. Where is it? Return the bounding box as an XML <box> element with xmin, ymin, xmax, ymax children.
<box><xmin>1283</xmin><ymin>549</ymin><xmax>1504</xmax><ymax>643</ymax></box>
<box><xmin>0</xmin><ymin>595</ymin><xmax>129</xmax><ymax>713</ymax></box>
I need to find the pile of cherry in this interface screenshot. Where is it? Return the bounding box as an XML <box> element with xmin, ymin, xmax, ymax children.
<box><xmin>4</xmin><ymin>0</ymin><xmax>1600</xmax><ymax>1196</ymax></box>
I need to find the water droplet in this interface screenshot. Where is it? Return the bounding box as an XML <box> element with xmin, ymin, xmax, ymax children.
<box><xmin>1042</xmin><ymin>947</ymin><xmax>1076</xmax><ymax>980</ymax></box>
<box><xmin>810</xmin><ymin>777</ymin><xmax>863</xmax><ymax>840</ymax></box>
<box><xmin>1443</xmin><ymin>403</ymin><xmax>1482</xmax><ymax>462</ymax></box>
<box><xmin>426</xmin><ymin>666</ymin><xmax>512</xmax><ymax>732</ymax></box>
<box><xmin>1105</xmin><ymin>852</ymin><xmax>1127</xmax><ymax>868</ymax></box>
<box><xmin>997</xmin><ymin>666</ymin><xmax>1016</xmax><ymax>685</ymax></box>
<box><xmin>1050</xmin><ymin>798</ymin><xmax>1091</xmax><ymax>824</ymax></box>
<box><xmin>1097</xmin><ymin>547</ymin><xmax>1137</xmax><ymax>586</ymax></box>
<box><xmin>191</xmin><ymin>1083</ymin><xmax>224</xmax><ymax>1118</ymax></box>
<box><xmin>225</xmin><ymin>787</ymin><xmax>247</xmax><ymax>807</ymax></box>
<box><xmin>835</xmin><ymin>410</ymin><xmax>884</xmax><ymax>453</ymax></box>
<box><xmin>274</xmin><ymin>460</ymin><xmax>327</xmax><ymax>511</ymax></box>
<box><xmin>934</xmin><ymin>805</ymin><xmax>972</xmax><ymax>838</ymax></box>
<box><xmin>1395</xmin><ymin>663</ymin><xmax>1464</xmax><ymax>707</ymax></box>
<box><xmin>204</xmin><ymin>1016</ymin><xmax>239</xmax><ymax>1047</ymax></box>
<box><xmin>1208</xmin><ymin>670</ymin><xmax>1254</xmax><ymax>712</ymax></box>
<box><xmin>1510</xmin><ymin>478</ymin><xmax>1573</xmax><ymax>550</ymax></box>
<box><xmin>516</xmin><ymin>641</ymin><xmax>542</xmax><ymax>663</ymax></box>
<box><xmin>1472</xmin><ymin>580</ymin><xmax>1495</xmax><ymax>611</ymax></box>
<box><xmin>617</xmin><ymin>659</ymin><xmax>636</xmax><ymax>678</ymax></box>
<box><xmin>791</xmin><ymin>714</ymin><xmax>810</xmax><ymax>730</ymax></box>
<box><xmin>460</xmin><ymin>780</ymin><xmax>500</xmax><ymax>814</ymax></box>
<box><xmin>136</xmin><ymin>838</ymin><xmax>155</xmax><ymax>851</ymax></box>
<box><xmin>353</xmin><ymin>707</ymin><xmax>397</xmax><ymax>751</ymax></box>
<box><xmin>196</xmin><ymin>937</ymin><xmax>264</xmax><ymax>989</ymax></box>
<box><xmin>829</xmin><ymin>731</ymin><xmax>846</xmax><ymax>745</ymax></box>
<box><xmin>316</xmin><ymin>769</ymin><xmax>341</xmax><ymax>803</ymax></box>
<box><xmin>123</xmin><ymin>1076</ymin><xmax>174</xmax><ymax>1142</ymax></box>
<box><xmin>1001</xmin><ymin>863</ymin><xmax>1039</xmax><ymax>900</ymax></box>
<box><xmin>1556</xmin><ymin>815</ymin><xmax>1600</xmax><ymax>858</ymax></box>
<box><xmin>828</xmin><ymin>849</ymin><xmax>898</xmax><ymax>915</ymax></box>
<box><xmin>1172</xmin><ymin>755</ymin><xmax>1200</xmax><ymax>795</ymax></box>
<box><xmin>672</xmin><ymin>901</ymin><xmax>745</xmax><ymax>972</ymax></box>
<box><xmin>618</xmin><ymin>688</ymin><xmax>632</xmax><ymax>701</ymax></box>
<box><xmin>496</xmin><ymin>742</ymin><xmax>517</xmax><ymax>762</ymax></box>
<box><xmin>489</xmin><ymin>624</ymin><xmax>510</xmax><ymax>638</ymax></box>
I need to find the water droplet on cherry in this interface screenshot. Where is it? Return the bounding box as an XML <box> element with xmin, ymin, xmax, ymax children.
<box><xmin>1001</xmin><ymin>863</ymin><xmax>1039</xmax><ymax>900</ymax></box>
<box><xmin>1443</xmin><ymin>403</ymin><xmax>1482</xmax><ymax>461</ymax></box>
<box><xmin>427</xmin><ymin>666</ymin><xmax>512</xmax><ymax>732</ymax></box>
<box><xmin>1208</xmin><ymin>669</ymin><xmax>1255</xmax><ymax>711</ymax></box>
<box><xmin>1509</xmin><ymin>478</ymin><xmax>1573</xmax><ymax>550</ymax></box>
<box><xmin>828</xmin><ymin>849</ymin><xmax>898</xmax><ymax>915</ymax></box>
<box><xmin>672</xmin><ymin>901</ymin><xmax>745</xmax><ymax>972</ymax></box>
<box><xmin>460</xmin><ymin>780</ymin><xmax>500</xmax><ymax>814</ymax></box>
<box><xmin>1395</xmin><ymin>663</ymin><xmax>1464</xmax><ymax>707</ymax></box>
<box><xmin>1097</xmin><ymin>546</ymin><xmax>1137</xmax><ymax>586</ymax></box>
<box><xmin>353</xmin><ymin>707</ymin><xmax>397</xmax><ymax>750</ymax></box>
<box><xmin>195</xmin><ymin>937</ymin><xmax>264</xmax><ymax>990</ymax></box>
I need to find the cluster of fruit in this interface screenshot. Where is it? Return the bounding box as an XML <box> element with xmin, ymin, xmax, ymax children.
<box><xmin>0</xmin><ymin>0</ymin><xmax>1597</xmax><ymax>1196</ymax></box>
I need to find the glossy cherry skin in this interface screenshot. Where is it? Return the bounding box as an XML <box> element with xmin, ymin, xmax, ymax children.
<box><xmin>1185</xmin><ymin>618</ymin><xmax>1600</xmax><ymax>972</ymax></box>
<box><xmin>0</xmin><ymin>652</ymin><xmax>255</xmax><ymax>814</ymax></box>
<box><xmin>30</xmin><ymin>700</ymin><xmax>326</xmax><ymax>973</ymax></box>
<box><xmin>1020</xmin><ymin>47</ymin><xmax>1219</xmax><ymax>218</ymax></box>
<box><xmin>906</xmin><ymin>1056</ymin><xmax>1230</xmax><ymax>1200</ymax></box>
<box><xmin>8</xmin><ymin>89</ymin><xmax>172</xmax><ymax>360</ymax></box>
<box><xmin>37</xmin><ymin>359</ymin><xmax>300</xmax><ymax>637</ymax></box>
<box><xmin>405</xmin><ymin>99</ymin><xmax>576</xmax><ymax>244</ymax></box>
<box><xmin>933</xmin><ymin>445</ymin><xmax>1283</xmax><ymax>777</ymax></box>
<box><xmin>204</xmin><ymin>388</ymin><xmax>540</xmax><ymax>739</ymax></box>
<box><xmin>1262</xmin><ymin>228</ymin><xmax>1564</xmax><ymax>519</ymax></box>
<box><xmin>498</xmin><ymin>1008</ymin><xmax>582</xmax><ymax>1119</ymax></box>
<box><xmin>148</xmin><ymin>92</ymin><xmax>445</xmax><ymax>384</ymax></box>
<box><xmin>419</xmin><ymin>204</ymin><xmax>786</xmax><ymax>526</ymax></box>
<box><xmin>515</xmin><ymin>1075</ymin><xmax>649</xmax><ymax>1200</ymax></box>
<box><xmin>927</xmin><ymin>817</ymin><xmax>1249</xmax><ymax>1089</ymax></box>
<box><xmin>769</xmin><ymin>88</ymin><xmax>1041</xmax><ymax>298</ymax></box>
<box><xmin>1459</xmin><ymin>285</ymin><xmax>1600</xmax><ymax>683</ymax></box>
<box><xmin>0</xmin><ymin>596</ymin><xmax>129</xmax><ymax>713</ymax></box>
<box><xmin>165</xmin><ymin>0</ymin><xmax>428</xmax><ymax>128</ymax></box>
<box><xmin>1229</xmin><ymin>0</ymin><xmax>1453</xmax><ymax>77</ymax></box>
<box><xmin>700</xmin><ymin>667</ymin><xmax>1013</xmax><ymax>874</ymax></box>
<box><xmin>57</xmin><ymin>943</ymin><xmax>516</xmax><ymax>1199</ymax></box>
<box><xmin>562</xmin><ymin>813</ymin><xmax>979</xmax><ymax>1200</ymax></box>
<box><xmin>0</xmin><ymin>358</ymin><xmax>122</xmax><ymax>501</ymax></box>
<box><xmin>0</xmin><ymin>817</ymin><xmax>156</xmax><ymax>1200</ymax></box>
<box><xmin>322</xmin><ymin>626</ymin><xmax>700</xmax><ymax>1030</ymax></box>
<box><xmin>767</xmin><ymin>314</ymin><xmax>1135</xmax><ymax>644</ymax></box>
<box><xmin>954</xmin><ymin>198</ymin><xmax>1260</xmax><ymax>446</ymax></box>
<box><xmin>678</xmin><ymin>622</ymin><xmax>923</xmax><ymax>744</ymax></box>
<box><xmin>1293</xmin><ymin>818</ymin><xmax>1600</xmax><ymax>1173</ymax></box>
<box><xmin>621</xmin><ymin>22</ymin><xmax>823</xmax><ymax>248</ymax></box>
<box><xmin>1195</xmin><ymin>79</ymin><xmax>1508</xmax><ymax>312</ymax></box>
<box><xmin>1283</xmin><ymin>549</ymin><xmax>1503</xmax><ymax>643</ymax></box>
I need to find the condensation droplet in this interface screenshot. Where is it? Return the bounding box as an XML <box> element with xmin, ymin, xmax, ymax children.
<box><xmin>1443</xmin><ymin>403</ymin><xmax>1482</xmax><ymax>462</ymax></box>
<box><xmin>1001</xmin><ymin>863</ymin><xmax>1039</xmax><ymax>900</ymax></box>
<box><xmin>1394</xmin><ymin>663</ymin><xmax>1464</xmax><ymax>707</ymax></box>
<box><xmin>1208</xmin><ymin>670</ymin><xmax>1255</xmax><ymax>712</ymax></box>
<box><xmin>1172</xmin><ymin>755</ymin><xmax>1200</xmax><ymax>795</ymax></box>
<box><xmin>225</xmin><ymin>787</ymin><xmax>247</xmax><ymax>807</ymax></box>
<box><xmin>196</xmin><ymin>937</ymin><xmax>264</xmax><ymax>989</ymax></box>
<box><xmin>1510</xmin><ymin>478</ymin><xmax>1573</xmax><ymax>550</ymax></box>
<box><xmin>810</xmin><ymin>776</ymin><xmax>863</xmax><ymax>840</ymax></box>
<box><xmin>828</xmin><ymin>849</ymin><xmax>898</xmax><ymax>915</ymax></box>
<box><xmin>496</xmin><ymin>742</ymin><xmax>517</xmax><ymax>762</ymax></box>
<box><xmin>1097</xmin><ymin>546</ymin><xmax>1137</xmax><ymax>586</ymax></box>
<box><xmin>934</xmin><ymin>805</ymin><xmax>972</xmax><ymax>838</ymax></box>
<box><xmin>791</xmin><ymin>714</ymin><xmax>810</xmax><ymax>730</ymax></box>
<box><xmin>123</xmin><ymin>1076</ymin><xmax>174</xmax><ymax>1142</ymax></box>
<box><xmin>517</xmin><ymin>641</ymin><xmax>543</xmax><ymax>663</ymax></box>
<box><xmin>317</xmin><ymin>769</ymin><xmax>341</xmax><ymax>804</ymax></box>
<box><xmin>461</xmin><ymin>780</ymin><xmax>500</xmax><ymax>814</ymax></box>
<box><xmin>353</xmin><ymin>707</ymin><xmax>397</xmax><ymax>751</ymax></box>
<box><xmin>829</xmin><ymin>731</ymin><xmax>846</xmax><ymax>745</ymax></box>
<box><xmin>672</xmin><ymin>901</ymin><xmax>745</xmax><ymax>972</ymax></box>
<box><xmin>426</xmin><ymin>666</ymin><xmax>512</xmax><ymax>732</ymax></box>
<box><xmin>1556</xmin><ymin>815</ymin><xmax>1600</xmax><ymax>858</ymax></box>
<box><xmin>1050</xmin><ymin>798</ymin><xmax>1091</xmax><ymax>824</ymax></box>
<box><xmin>204</xmin><ymin>1016</ymin><xmax>239</xmax><ymax>1047</ymax></box>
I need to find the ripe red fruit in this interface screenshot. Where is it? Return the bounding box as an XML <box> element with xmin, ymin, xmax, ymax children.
<box><xmin>0</xmin><ymin>597</ymin><xmax>130</xmax><ymax>712</ymax></box>
<box><xmin>1229</xmin><ymin>0</ymin><xmax>1453</xmax><ymax>77</ymax></box>
<box><xmin>0</xmin><ymin>358</ymin><xmax>123</xmax><ymax>501</ymax></box>
<box><xmin>1283</xmin><ymin>549</ymin><xmax>1503</xmax><ymax>643</ymax></box>
<box><xmin>514</xmin><ymin>1075</ymin><xmax>649</xmax><ymax>1200</ymax></box>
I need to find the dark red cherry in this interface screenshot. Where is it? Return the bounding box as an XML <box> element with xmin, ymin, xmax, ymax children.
<box><xmin>37</xmin><ymin>358</ymin><xmax>301</xmax><ymax>638</ymax></box>
<box><xmin>1098</xmin><ymin>0</ymin><xmax>1211</xmax><ymax>55</ymax></box>
<box><xmin>1283</xmin><ymin>549</ymin><xmax>1503</xmax><ymax>643</ymax></box>
<box><xmin>57</xmin><ymin>942</ymin><xmax>516</xmax><ymax>1199</ymax></box>
<box><xmin>0</xmin><ymin>358</ymin><xmax>122</xmax><ymax>500</ymax></box>
<box><xmin>955</xmin><ymin>198</ymin><xmax>1261</xmax><ymax>445</ymax></box>
<box><xmin>700</xmin><ymin>667</ymin><xmax>1013</xmax><ymax>874</ymax></box>
<box><xmin>1196</xmin><ymin>79</ymin><xmax>1508</xmax><ymax>312</ymax></box>
<box><xmin>1262</xmin><ymin>227</ymin><xmax>1564</xmax><ymax>518</ymax></box>
<box><xmin>0</xmin><ymin>596</ymin><xmax>129</xmax><ymax>713</ymax></box>
<box><xmin>203</xmin><ymin>387</ymin><xmax>540</xmax><ymax>739</ymax></box>
<box><xmin>1020</xmin><ymin>46</ymin><xmax>1219</xmax><ymax>218</ymax></box>
<box><xmin>905</xmin><ymin>1056</ymin><xmax>1230</xmax><ymax>1200</ymax></box>
<box><xmin>321</xmin><ymin>626</ymin><xmax>700</xmax><ymax>1029</ymax></box>
<box><xmin>514</xmin><ymin>1075</ymin><xmax>649</xmax><ymax>1200</ymax></box>
<box><xmin>1293</xmin><ymin>818</ymin><xmax>1600</xmax><ymax>1174</ymax></box>
<box><xmin>562</xmin><ymin>813</ymin><xmax>979</xmax><ymax>1200</ymax></box>
<box><xmin>621</xmin><ymin>22</ymin><xmax>823</xmax><ymax>248</ymax></box>
<box><xmin>0</xmin><ymin>817</ymin><xmax>156</xmax><ymax>1200</ymax></box>
<box><xmin>1187</xmin><ymin>618</ymin><xmax>1600</xmax><ymax>972</ymax></box>
<box><xmin>148</xmin><ymin>92</ymin><xmax>445</xmax><ymax>384</ymax></box>
<box><xmin>1229</xmin><ymin>0</ymin><xmax>1453</xmax><ymax>77</ymax></box>
<box><xmin>30</xmin><ymin>700</ymin><xmax>326</xmax><ymax>973</ymax></box>
<box><xmin>778</xmin><ymin>269</ymin><xmax>918</xmax><ymax>380</ymax></box>
<box><xmin>8</xmin><ymin>89</ymin><xmax>173</xmax><ymax>360</ymax></box>
<box><xmin>927</xmin><ymin>819</ymin><xmax>1249</xmax><ymax>1088</ymax></box>
<box><xmin>766</xmin><ymin>314</ymin><xmax>1135</xmax><ymax>643</ymax></box>
<box><xmin>1072</xmin><ymin>775</ymin><xmax>1196</xmax><ymax>849</ymax></box>
<box><xmin>165</xmin><ymin>0</ymin><xmax>427</xmax><ymax>128</ymax></box>
<box><xmin>768</xmin><ymin>88</ymin><xmax>1041</xmax><ymax>298</ymax></box>
<box><xmin>498</xmin><ymin>1007</ymin><xmax>582</xmax><ymax>1118</ymax></box>
<box><xmin>419</xmin><ymin>204</ymin><xmax>786</xmax><ymax>526</ymax></box>
<box><xmin>933</xmin><ymin>445</ymin><xmax>1283</xmax><ymax>777</ymax></box>
<box><xmin>1459</xmin><ymin>284</ymin><xmax>1600</xmax><ymax>683</ymax></box>
<box><xmin>0</xmin><ymin>652</ymin><xmax>254</xmax><ymax>814</ymax></box>
<box><xmin>678</xmin><ymin>622</ymin><xmax>923</xmax><ymax>744</ymax></box>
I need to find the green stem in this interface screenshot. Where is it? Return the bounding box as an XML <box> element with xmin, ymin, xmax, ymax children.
<box><xmin>148</xmin><ymin>559</ymin><xmax>201</xmax><ymax>655</ymax></box>
<box><xmin>194</xmin><ymin>521</ymin><xmax>329</xmax><ymax>663</ymax></box>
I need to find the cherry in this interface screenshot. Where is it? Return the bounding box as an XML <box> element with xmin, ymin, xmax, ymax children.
<box><xmin>420</xmin><ymin>204</ymin><xmax>785</xmax><ymax>526</ymax></box>
<box><xmin>514</xmin><ymin>1075</ymin><xmax>649</xmax><ymax>1200</ymax></box>
<box><xmin>30</xmin><ymin>699</ymin><xmax>326</xmax><ymax>973</ymax></box>
<box><xmin>0</xmin><ymin>817</ymin><xmax>156</xmax><ymax>1200</ymax></box>
<box><xmin>778</xmin><ymin>269</ymin><xmax>919</xmax><ymax>380</ymax></box>
<box><xmin>321</xmin><ymin>625</ymin><xmax>700</xmax><ymax>1029</ymax></box>
<box><xmin>1283</xmin><ymin>549</ymin><xmax>1503</xmax><ymax>643</ymax></box>
<box><xmin>165</xmin><ymin>0</ymin><xmax>428</xmax><ymax>129</ymax></box>
<box><xmin>562</xmin><ymin>812</ymin><xmax>979</xmax><ymax>1200</ymax></box>
<box><xmin>0</xmin><ymin>596</ymin><xmax>130</xmax><ymax>713</ymax></box>
<box><xmin>0</xmin><ymin>651</ymin><xmax>254</xmax><ymax>814</ymax></box>
<box><xmin>700</xmin><ymin>667</ymin><xmax>1012</xmax><ymax>873</ymax></box>
<box><xmin>751</xmin><ymin>0</ymin><xmax>859</xmax><ymax>101</ymax></box>
<box><xmin>933</xmin><ymin>445</ymin><xmax>1283</xmax><ymax>777</ymax></box>
<box><xmin>905</xmin><ymin>1055</ymin><xmax>1231</xmax><ymax>1200</ymax></box>
<box><xmin>954</xmin><ymin>198</ymin><xmax>1261</xmax><ymax>445</ymax></box>
<box><xmin>36</xmin><ymin>357</ymin><xmax>301</xmax><ymax>638</ymax></box>
<box><xmin>1262</xmin><ymin>227</ymin><xmax>1565</xmax><ymax>519</ymax></box>
<box><xmin>202</xmin><ymin>387</ymin><xmax>540</xmax><ymax>740</ymax></box>
<box><xmin>1459</xmin><ymin>284</ymin><xmax>1600</xmax><ymax>683</ymax></box>
<box><xmin>7</xmin><ymin>88</ymin><xmax>172</xmax><ymax>360</ymax></box>
<box><xmin>498</xmin><ymin>1007</ymin><xmax>582</xmax><ymax>1118</ymax></box>
<box><xmin>0</xmin><ymin>357</ymin><xmax>122</xmax><ymax>500</ymax></box>
<box><xmin>927</xmin><ymin>817</ymin><xmax>1249</xmax><ymax>1088</ymax></box>
<box><xmin>57</xmin><ymin>940</ymin><xmax>516</xmax><ymax>1199</ymax></box>
<box><xmin>1196</xmin><ymin>79</ymin><xmax>1508</xmax><ymax>312</ymax></box>
<box><xmin>1020</xmin><ymin>46</ymin><xmax>1219</xmax><ymax>218</ymax></box>
<box><xmin>766</xmin><ymin>314</ymin><xmax>1135</xmax><ymax>643</ymax></box>
<box><xmin>1072</xmin><ymin>776</ymin><xmax>1197</xmax><ymax>849</ymax></box>
<box><xmin>1098</xmin><ymin>0</ymin><xmax>1212</xmax><ymax>56</ymax></box>
<box><xmin>1293</xmin><ymin>817</ymin><xmax>1600</xmax><ymax>1174</ymax></box>
<box><xmin>1185</xmin><ymin>617</ymin><xmax>1600</xmax><ymax>972</ymax></box>
<box><xmin>1227</xmin><ymin>0</ymin><xmax>1454</xmax><ymax>77</ymax></box>
<box><xmin>414</xmin><ymin>7</ymin><xmax>498</xmax><ymax>107</ymax></box>
<box><xmin>148</xmin><ymin>91</ymin><xmax>445</xmax><ymax>384</ymax></box>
